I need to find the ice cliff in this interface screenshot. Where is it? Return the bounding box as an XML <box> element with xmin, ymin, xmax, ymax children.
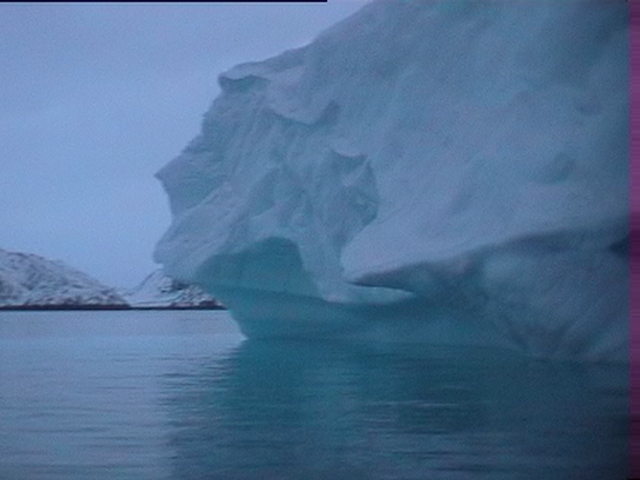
<box><xmin>0</xmin><ymin>248</ymin><xmax>127</xmax><ymax>308</ymax></box>
<box><xmin>155</xmin><ymin>0</ymin><xmax>629</xmax><ymax>361</ymax></box>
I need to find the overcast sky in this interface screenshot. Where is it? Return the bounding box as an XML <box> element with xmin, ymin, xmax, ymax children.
<box><xmin>0</xmin><ymin>1</ymin><xmax>370</xmax><ymax>288</ymax></box>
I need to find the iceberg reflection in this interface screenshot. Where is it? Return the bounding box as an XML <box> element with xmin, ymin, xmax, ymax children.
<box><xmin>163</xmin><ymin>339</ymin><xmax>627</xmax><ymax>480</ymax></box>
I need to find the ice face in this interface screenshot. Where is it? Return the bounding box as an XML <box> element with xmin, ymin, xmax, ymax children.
<box><xmin>155</xmin><ymin>0</ymin><xmax>629</xmax><ymax>362</ymax></box>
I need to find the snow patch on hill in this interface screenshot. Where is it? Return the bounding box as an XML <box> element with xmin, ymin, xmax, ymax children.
<box><xmin>0</xmin><ymin>248</ymin><xmax>127</xmax><ymax>307</ymax></box>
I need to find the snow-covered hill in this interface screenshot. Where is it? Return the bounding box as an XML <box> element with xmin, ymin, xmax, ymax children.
<box><xmin>0</xmin><ymin>248</ymin><xmax>127</xmax><ymax>308</ymax></box>
<box><xmin>122</xmin><ymin>270</ymin><xmax>223</xmax><ymax>309</ymax></box>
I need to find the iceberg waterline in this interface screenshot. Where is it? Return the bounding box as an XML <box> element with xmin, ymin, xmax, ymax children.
<box><xmin>155</xmin><ymin>0</ymin><xmax>629</xmax><ymax>361</ymax></box>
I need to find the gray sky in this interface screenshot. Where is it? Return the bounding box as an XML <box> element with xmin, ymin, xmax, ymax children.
<box><xmin>0</xmin><ymin>1</ymin><xmax>369</xmax><ymax>288</ymax></box>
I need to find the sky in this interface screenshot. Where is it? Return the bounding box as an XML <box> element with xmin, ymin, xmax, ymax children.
<box><xmin>0</xmin><ymin>1</ymin><xmax>370</xmax><ymax>288</ymax></box>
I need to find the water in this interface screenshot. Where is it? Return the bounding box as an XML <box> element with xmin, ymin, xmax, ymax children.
<box><xmin>0</xmin><ymin>311</ymin><xmax>628</xmax><ymax>480</ymax></box>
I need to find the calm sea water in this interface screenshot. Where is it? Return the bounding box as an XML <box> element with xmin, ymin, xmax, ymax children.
<box><xmin>0</xmin><ymin>311</ymin><xmax>628</xmax><ymax>480</ymax></box>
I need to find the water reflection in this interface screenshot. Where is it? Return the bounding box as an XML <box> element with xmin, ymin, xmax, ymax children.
<box><xmin>163</xmin><ymin>340</ymin><xmax>627</xmax><ymax>480</ymax></box>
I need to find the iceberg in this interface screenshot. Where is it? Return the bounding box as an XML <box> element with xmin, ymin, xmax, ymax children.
<box><xmin>122</xmin><ymin>269</ymin><xmax>223</xmax><ymax>309</ymax></box>
<box><xmin>155</xmin><ymin>0</ymin><xmax>629</xmax><ymax>361</ymax></box>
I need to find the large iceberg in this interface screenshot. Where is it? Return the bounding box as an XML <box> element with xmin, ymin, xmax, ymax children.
<box><xmin>155</xmin><ymin>0</ymin><xmax>629</xmax><ymax>362</ymax></box>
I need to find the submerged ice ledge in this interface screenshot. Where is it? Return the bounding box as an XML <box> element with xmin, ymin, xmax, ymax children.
<box><xmin>155</xmin><ymin>0</ymin><xmax>629</xmax><ymax>362</ymax></box>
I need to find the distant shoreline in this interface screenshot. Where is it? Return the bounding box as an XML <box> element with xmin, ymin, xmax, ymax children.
<box><xmin>0</xmin><ymin>304</ymin><xmax>227</xmax><ymax>312</ymax></box>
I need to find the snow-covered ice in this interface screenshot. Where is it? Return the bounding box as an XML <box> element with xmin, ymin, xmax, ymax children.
<box><xmin>155</xmin><ymin>0</ymin><xmax>629</xmax><ymax>361</ymax></box>
<box><xmin>122</xmin><ymin>269</ymin><xmax>223</xmax><ymax>308</ymax></box>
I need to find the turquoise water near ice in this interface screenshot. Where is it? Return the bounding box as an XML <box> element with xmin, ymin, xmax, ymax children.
<box><xmin>0</xmin><ymin>311</ymin><xmax>628</xmax><ymax>479</ymax></box>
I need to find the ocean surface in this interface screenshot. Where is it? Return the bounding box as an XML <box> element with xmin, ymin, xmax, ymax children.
<box><xmin>0</xmin><ymin>310</ymin><xmax>628</xmax><ymax>480</ymax></box>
